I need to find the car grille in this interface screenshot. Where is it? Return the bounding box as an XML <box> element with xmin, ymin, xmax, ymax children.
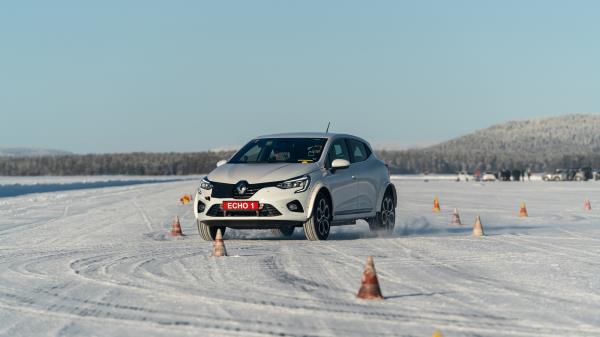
<box><xmin>206</xmin><ymin>204</ymin><xmax>282</xmax><ymax>217</ymax></box>
<box><xmin>211</xmin><ymin>181</ymin><xmax>280</xmax><ymax>199</ymax></box>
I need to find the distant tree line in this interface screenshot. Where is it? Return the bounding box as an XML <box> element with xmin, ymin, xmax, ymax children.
<box><xmin>0</xmin><ymin>151</ymin><xmax>235</xmax><ymax>176</ymax></box>
<box><xmin>1</xmin><ymin>149</ymin><xmax>598</xmax><ymax>176</ymax></box>
<box><xmin>376</xmin><ymin>150</ymin><xmax>600</xmax><ymax>174</ymax></box>
<box><xmin>4</xmin><ymin>114</ymin><xmax>600</xmax><ymax>176</ymax></box>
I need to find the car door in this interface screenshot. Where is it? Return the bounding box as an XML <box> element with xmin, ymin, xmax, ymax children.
<box><xmin>346</xmin><ymin>139</ymin><xmax>376</xmax><ymax>213</ymax></box>
<box><xmin>324</xmin><ymin>138</ymin><xmax>358</xmax><ymax>217</ymax></box>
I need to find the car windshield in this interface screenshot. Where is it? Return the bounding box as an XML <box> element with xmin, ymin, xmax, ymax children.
<box><xmin>229</xmin><ymin>138</ymin><xmax>327</xmax><ymax>164</ymax></box>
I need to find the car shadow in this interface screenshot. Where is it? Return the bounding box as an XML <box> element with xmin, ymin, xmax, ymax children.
<box><xmin>219</xmin><ymin>224</ymin><xmax>541</xmax><ymax>241</ymax></box>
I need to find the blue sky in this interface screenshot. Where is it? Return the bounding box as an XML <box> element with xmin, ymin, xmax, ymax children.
<box><xmin>1</xmin><ymin>1</ymin><xmax>599</xmax><ymax>153</ymax></box>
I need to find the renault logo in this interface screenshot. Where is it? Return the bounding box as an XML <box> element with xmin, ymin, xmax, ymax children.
<box><xmin>236</xmin><ymin>181</ymin><xmax>248</xmax><ymax>195</ymax></box>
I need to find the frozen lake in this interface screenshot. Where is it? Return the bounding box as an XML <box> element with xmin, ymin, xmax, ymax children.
<box><xmin>0</xmin><ymin>178</ymin><xmax>599</xmax><ymax>336</ymax></box>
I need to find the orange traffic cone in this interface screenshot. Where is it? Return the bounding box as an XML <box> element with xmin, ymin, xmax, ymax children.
<box><xmin>171</xmin><ymin>216</ymin><xmax>183</xmax><ymax>236</ymax></box>
<box><xmin>212</xmin><ymin>229</ymin><xmax>228</xmax><ymax>257</ymax></box>
<box><xmin>180</xmin><ymin>194</ymin><xmax>192</xmax><ymax>204</ymax></box>
<box><xmin>519</xmin><ymin>202</ymin><xmax>528</xmax><ymax>217</ymax></box>
<box><xmin>431</xmin><ymin>330</ymin><xmax>443</xmax><ymax>337</ymax></box>
<box><xmin>584</xmin><ymin>199</ymin><xmax>592</xmax><ymax>211</ymax></box>
<box><xmin>357</xmin><ymin>256</ymin><xmax>384</xmax><ymax>300</ymax></box>
<box><xmin>433</xmin><ymin>197</ymin><xmax>441</xmax><ymax>213</ymax></box>
<box><xmin>451</xmin><ymin>208</ymin><xmax>462</xmax><ymax>225</ymax></box>
<box><xmin>472</xmin><ymin>215</ymin><xmax>484</xmax><ymax>237</ymax></box>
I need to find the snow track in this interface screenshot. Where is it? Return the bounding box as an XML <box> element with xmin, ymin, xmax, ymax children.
<box><xmin>1</xmin><ymin>179</ymin><xmax>600</xmax><ymax>336</ymax></box>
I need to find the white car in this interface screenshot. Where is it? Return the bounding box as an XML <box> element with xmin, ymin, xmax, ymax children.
<box><xmin>194</xmin><ymin>133</ymin><xmax>397</xmax><ymax>241</ymax></box>
<box><xmin>482</xmin><ymin>171</ymin><xmax>496</xmax><ymax>181</ymax></box>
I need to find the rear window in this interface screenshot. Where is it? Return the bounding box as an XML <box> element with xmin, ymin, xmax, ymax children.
<box><xmin>230</xmin><ymin>138</ymin><xmax>327</xmax><ymax>164</ymax></box>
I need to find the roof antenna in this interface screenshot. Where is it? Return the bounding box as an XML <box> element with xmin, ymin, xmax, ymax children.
<box><xmin>325</xmin><ymin>121</ymin><xmax>331</xmax><ymax>134</ymax></box>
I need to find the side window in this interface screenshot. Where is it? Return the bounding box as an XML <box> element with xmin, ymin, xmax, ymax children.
<box><xmin>327</xmin><ymin>139</ymin><xmax>350</xmax><ymax>167</ymax></box>
<box><xmin>348</xmin><ymin>139</ymin><xmax>369</xmax><ymax>163</ymax></box>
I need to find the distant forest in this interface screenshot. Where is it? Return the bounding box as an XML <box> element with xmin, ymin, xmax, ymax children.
<box><xmin>3</xmin><ymin>114</ymin><xmax>600</xmax><ymax>175</ymax></box>
<box><xmin>378</xmin><ymin>150</ymin><xmax>600</xmax><ymax>174</ymax></box>
<box><xmin>0</xmin><ymin>152</ymin><xmax>235</xmax><ymax>176</ymax></box>
<box><xmin>1</xmin><ymin>150</ymin><xmax>598</xmax><ymax>176</ymax></box>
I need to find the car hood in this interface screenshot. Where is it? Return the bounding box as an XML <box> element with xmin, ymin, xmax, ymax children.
<box><xmin>208</xmin><ymin>162</ymin><xmax>320</xmax><ymax>184</ymax></box>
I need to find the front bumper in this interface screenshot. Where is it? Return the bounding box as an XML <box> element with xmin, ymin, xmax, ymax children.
<box><xmin>194</xmin><ymin>186</ymin><xmax>311</xmax><ymax>227</ymax></box>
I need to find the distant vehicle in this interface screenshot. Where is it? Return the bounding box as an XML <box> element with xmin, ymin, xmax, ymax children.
<box><xmin>482</xmin><ymin>171</ymin><xmax>496</xmax><ymax>181</ymax></box>
<box><xmin>565</xmin><ymin>168</ymin><xmax>577</xmax><ymax>181</ymax></box>
<box><xmin>511</xmin><ymin>170</ymin><xmax>522</xmax><ymax>181</ymax></box>
<box><xmin>194</xmin><ymin>133</ymin><xmax>397</xmax><ymax>241</ymax></box>
<box><xmin>456</xmin><ymin>171</ymin><xmax>470</xmax><ymax>181</ymax></box>
<box><xmin>499</xmin><ymin>170</ymin><xmax>512</xmax><ymax>181</ymax></box>
<box><xmin>576</xmin><ymin>167</ymin><xmax>593</xmax><ymax>181</ymax></box>
<box><xmin>543</xmin><ymin>169</ymin><xmax>568</xmax><ymax>181</ymax></box>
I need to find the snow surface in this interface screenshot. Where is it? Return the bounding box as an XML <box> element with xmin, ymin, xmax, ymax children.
<box><xmin>1</xmin><ymin>178</ymin><xmax>599</xmax><ymax>336</ymax></box>
<box><xmin>0</xmin><ymin>175</ymin><xmax>199</xmax><ymax>186</ymax></box>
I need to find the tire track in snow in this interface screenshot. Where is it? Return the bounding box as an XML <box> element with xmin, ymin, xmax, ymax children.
<box><xmin>389</xmin><ymin>238</ymin><xmax>600</xmax><ymax>335</ymax></box>
<box><xmin>132</xmin><ymin>199</ymin><xmax>154</xmax><ymax>232</ymax></box>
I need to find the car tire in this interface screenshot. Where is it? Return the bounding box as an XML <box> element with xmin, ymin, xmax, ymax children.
<box><xmin>369</xmin><ymin>191</ymin><xmax>396</xmax><ymax>235</ymax></box>
<box><xmin>197</xmin><ymin>219</ymin><xmax>226</xmax><ymax>241</ymax></box>
<box><xmin>303</xmin><ymin>193</ymin><xmax>331</xmax><ymax>241</ymax></box>
<box><xmin>271</xmin><ymin>226</ymin><xmax>295</xmax><ymax>237</ymax></box>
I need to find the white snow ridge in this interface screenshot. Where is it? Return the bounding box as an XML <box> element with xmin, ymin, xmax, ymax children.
<box><xmin>1</xmin><ymin>178</ymin><xmax>599</xmax><ymax>336</ymax></box>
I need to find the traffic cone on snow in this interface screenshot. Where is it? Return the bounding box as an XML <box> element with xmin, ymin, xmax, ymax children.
<box><xmin>212</xmin><ymin>229</ymin><xmax>228</xmax><ymax>257</ymax></box>
<box><xmin>170</xmin><ymin>216</ymin><xmax>183</xmax><ymax>236</ymax></box>
<box><xmin>584</xmin><ymin>199</ymin><xmax>592</xmax><ymax>211</ymax></box>
<box><xmin>357</xmin><ymin>256</ymin><xmax>384</xmax><ymax>300</ymax></box>
<box><xmin>180</xmin><ymin>194</ymin><xmax>192</xmax><ymax>204</ymax></box>
<box><xmin>472</xmin><ymin>216</ymin><xmax>484</xmax><ymax>237</ymax></box>
<box><xmin>519</xmin><ymin>202</ymin><xmax>528</xmax><ymax>217</ymax></box>
<box><xmin>431</xmin><ymin>330</ymin><xmax>443</xmax><ymax>337</ymax></box>
<box><xmin>451</xmin><ymin>208</ymin><xmax>463</xmax><ymax>225</ymax></box>
<box><xmin>433</xmin><ymin>197</ymin><xmax>441</xmax><ymax>213</ymax></box>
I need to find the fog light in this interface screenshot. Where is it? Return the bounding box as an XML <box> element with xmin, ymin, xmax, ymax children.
<box><xmin>197</xmin><ymin>201</ymin><xmax>206</xmax><ymax>213</ymax></box>
<box><xmin>286</xmin><ymin>200</ymin><xmax>304</xmax><ymax>213</ymax></box>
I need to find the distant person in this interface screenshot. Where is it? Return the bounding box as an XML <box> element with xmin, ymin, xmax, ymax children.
<box><xmin>521</xmin><ymin>170</ymin><xmax>525</xmax><ymax>182</ymax></box>
<box><xmin>527</xmin><ymin>168</ymin><xmax>532</xmax><ymax>181</ymax></box>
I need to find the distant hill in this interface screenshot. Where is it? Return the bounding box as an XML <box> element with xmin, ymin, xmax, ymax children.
<box><xmin>0</xmin><ymin>147</ymin><xmax>72</xmax><ymax>157</ymax></box>
<box><xmin>378</xmin><ymin>114</ymin><xmax>600</xmax><ymax>173</ymax></box>
<box><xmin>3</xmin><ymin>114</ymin><xmax>600</xmax><ymax>175</ymax></box>
<box><xmin>432</xmin><ymin>114</ymin><xmax>600</xmax><ymax>154</ymax></box>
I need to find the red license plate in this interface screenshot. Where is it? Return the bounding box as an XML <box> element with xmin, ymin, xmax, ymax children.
<box><xmin>222</xmin><ymin>201</ymin><xmax>260</xmax><ymax>211</ymax></box>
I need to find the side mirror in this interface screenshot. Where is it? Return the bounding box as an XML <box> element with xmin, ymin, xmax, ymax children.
<box><xmin>331</xmin><ymin>159</ymin><xmax>350</xmax><ymax>170</ymax></box>
<box><xmin>216</xmin><ymin>160</ymin><xmax>227</xmax><ymax>167</ymax></box>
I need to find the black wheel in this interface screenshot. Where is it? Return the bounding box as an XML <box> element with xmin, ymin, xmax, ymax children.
<box><xmin>271</xmin><ymin>226</ymin><xmax>295</xmax><ymax>237</ymax></box>
<box><xmin>369</xmin><ymin>192</ymin><xmax>396</xmax><ymax>235</ymax></box>
<box><xmin>303</xmin><ymin>193</ymin><xmax>331</xmax><ymax>241</ymax></box>
<box><xmin>197</xmin><ymin>219</ymin><xmax>226</xmax><ymax>241</ymax></box>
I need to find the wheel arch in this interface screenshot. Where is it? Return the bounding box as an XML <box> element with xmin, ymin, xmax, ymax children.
<box><xmin>306</xmin><ymin>185</ymin><xmax>333</xmax><ymax>218</ymax></box>
<box><xmin>377</xmin><ymin>183</ymin><xmax>397</xmax><ymax>212</ymax></box>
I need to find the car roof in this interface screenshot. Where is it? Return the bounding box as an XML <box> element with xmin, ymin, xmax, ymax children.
<box><xmin>256</xmin><ymin>132</ymin><xmax>369</xmax><ymax>143</ymax></box>
<box><xmin>256</xmin><ymin>132</ymin><xmax>337</xmax><ymax>139</ymax></box>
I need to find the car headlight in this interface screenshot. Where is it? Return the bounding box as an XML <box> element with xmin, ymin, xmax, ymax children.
<box><xmin>277</xmin><ymin>175</ymin><xmax>310</xmax><ymax>193</ymax></box>
<box><xmin>200</xmin><ymin>176</ymin><xmax>213</xmax><ymax>190</ymax></box>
